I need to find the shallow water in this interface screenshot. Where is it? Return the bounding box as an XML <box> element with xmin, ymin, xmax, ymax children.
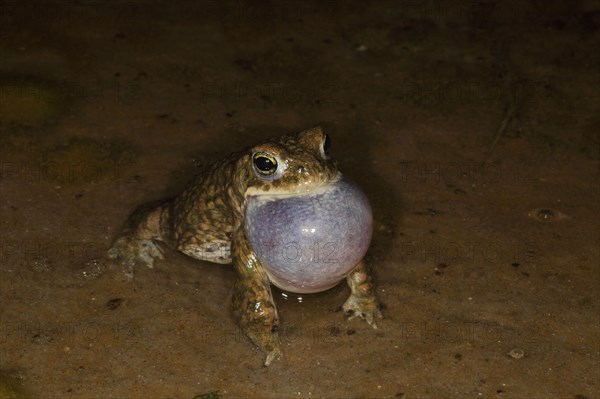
<box><xmin>1</xmin><ymin>1</ymin><xmax>599</xmax><ymax>398</ymax></box>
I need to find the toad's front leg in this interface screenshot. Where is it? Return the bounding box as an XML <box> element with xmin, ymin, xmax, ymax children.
<box><xmin>343</xmin><ymin>260</ymin><xmax>383</xmax><ymax>328</ymax></box>
<box><xmin>230</xmin><ymin>230</ymin><xmax>281</xmax><ymax>366</ymax></box>
<box><xmin>107</xmin><ymin>200</ymin><xmax>170</xmax><ymax>279</ymax></box>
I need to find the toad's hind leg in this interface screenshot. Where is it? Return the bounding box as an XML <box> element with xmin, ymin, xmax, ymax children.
<box><xmin>108</xmin><ymin>200</ymin><xmax>170</xmax><ymax>278</ymax></box>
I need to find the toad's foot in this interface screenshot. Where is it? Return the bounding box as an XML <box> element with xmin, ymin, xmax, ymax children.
<box><xmin>343</xmin><ymin>293</ymin><xmax>382</xmax><ymax>328</ymax></box>
<box><xmin>343</xmin><ymin>260</ymin><xmax>383</xmax><ymax>329</ymax></box>
<box><xmin>107</xmin><ymin>236</ymin><xmax>164</xmax><ymax>279</ymax></box>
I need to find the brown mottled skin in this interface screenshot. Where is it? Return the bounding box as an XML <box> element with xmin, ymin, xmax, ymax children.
<box><xmin>108</xmin><ymin>127</ymin><xmax>382</xmax><ymax>365</ymax></box>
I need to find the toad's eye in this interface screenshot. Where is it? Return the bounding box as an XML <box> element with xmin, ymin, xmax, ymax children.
<box><xmin>253</xmin><ymin>152</ymin><xmax>278</xmax><ymax>175</ymax></box>
<box><xmin>322</xmin><ymin>134</ymin><xmax>331</xmax><ymax>157</ymax></box>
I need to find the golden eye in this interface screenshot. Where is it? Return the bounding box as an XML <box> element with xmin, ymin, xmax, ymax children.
<box><xmin>253</xmin><ymin>152</ymin><xmax>278</xmax><ymax>175</ymax></box>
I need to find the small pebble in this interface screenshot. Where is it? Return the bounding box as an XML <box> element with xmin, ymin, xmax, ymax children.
<box><xmin>508</xmin><ymin>348</ymin><xmax>524</xmax><ymax>359</ymax></box>
<box><xmin>528</xmin><ymin>208</ymin><xmax>567</xmax><ymax>221</ymax></box>
<box><xmin>537</xmin><ymin>209</ymin><xmax>555</xmax><ymax>220</ymax></box>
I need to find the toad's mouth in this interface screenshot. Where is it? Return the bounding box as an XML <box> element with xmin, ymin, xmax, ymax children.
<box><xmin>244</xmin><ymin>172</ymin><xmax>343</xmax><ymax>199</ymax></box>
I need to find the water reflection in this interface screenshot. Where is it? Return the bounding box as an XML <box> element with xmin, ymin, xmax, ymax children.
<box><xmin>280</xmin><ymin>291</ymin><xmax>303</xmax><ymax>303</ymax></box>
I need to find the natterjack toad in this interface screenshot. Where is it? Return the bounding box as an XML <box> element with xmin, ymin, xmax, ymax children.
<box><xmin>108</xmin><ymin>127</ymin><xmax>382</xmax><ymax>365</ymax></box>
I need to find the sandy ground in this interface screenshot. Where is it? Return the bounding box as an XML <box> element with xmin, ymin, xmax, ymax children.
<box><xmin>1</xmin><ymin>1</ymin><xmax>599</xmax><ymax>398</ymax></box>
